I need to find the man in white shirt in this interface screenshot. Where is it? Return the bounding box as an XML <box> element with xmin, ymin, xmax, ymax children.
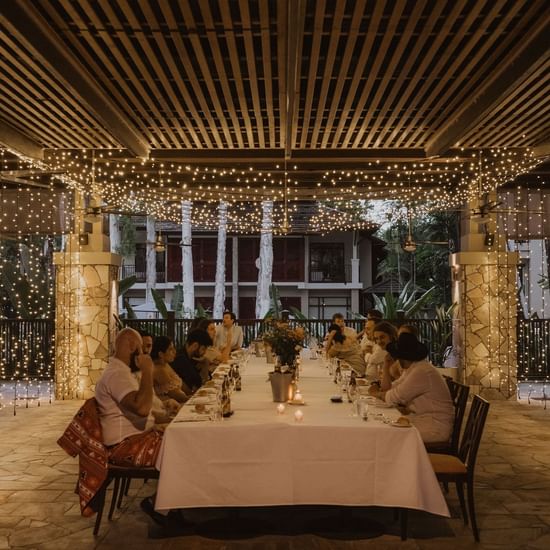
<box><xmin>214</xmin><ymin>311</ymin><xmax>244</xmax><ymax>351</ymax></box>
<box><xmin>369</xmin><ymin>332</ymin><xmax>454</xmax><ymax>443</ymax></box>
<box><xmin>96</xmin><ymin>327</ymin><xmax>175</xmax><ymax>526</ymax></box>
<box><xmin>95</xmin><ymin>327</ymin><xmax>163</xmax><ymax>454</ymax></box>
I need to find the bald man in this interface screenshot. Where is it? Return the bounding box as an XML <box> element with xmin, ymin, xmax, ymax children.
<box><xmin>95</xmin><ymin>328</ymin><xmax>164</xmax><ymax>466</ymax></box>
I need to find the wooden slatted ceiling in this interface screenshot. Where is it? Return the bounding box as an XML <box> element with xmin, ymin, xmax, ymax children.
<box><xmin>0</xmin><ymin>0</ymin><xmax>548</xmax><ymax>169</ymax></box>
<box><xmin>0</xmin><ymin>20</ymin><xmax>117</xmax><ymax>149</ymax></box>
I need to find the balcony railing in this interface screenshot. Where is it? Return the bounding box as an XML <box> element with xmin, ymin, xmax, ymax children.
<box><xmin>2</xmin><ymin>316</ymin><xmax>543</xmax><ymax>382</ymax></box>
<box><xmin>309</xmin><ymin>263</ymin><xmax>352</xmax><ymax>283</ymax></box>
<box><xmin>120</xmin><ymin>265</ymin><xmax>165</xmax><ymax>283</ymax></box>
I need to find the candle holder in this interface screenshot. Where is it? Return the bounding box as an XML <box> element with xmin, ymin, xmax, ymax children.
<box><xmin>276</xmin><ymin>403</ymin><xmax>285</xmax><ymax>415</ymax></box>
<box><xmin>294</xmin><ymin>409</ymin><xmax>304</xmax><ymax>422</ymax></box>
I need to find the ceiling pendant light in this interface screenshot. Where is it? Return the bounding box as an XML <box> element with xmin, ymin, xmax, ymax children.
<box><xmin>154</xmin><ymin>231</ymin><xmax>165</xmax><ymax>252</ymax></box>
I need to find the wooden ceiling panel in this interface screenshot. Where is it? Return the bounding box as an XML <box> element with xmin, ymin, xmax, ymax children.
<box><xmin>0</xmin><ymin>0</ymin><xmax>547</xmax><ymax>192</ymax></box>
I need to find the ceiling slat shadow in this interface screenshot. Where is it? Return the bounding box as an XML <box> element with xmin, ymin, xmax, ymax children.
<box><xmin>0</xmin><ymin>0</ymin><xmax>548</xmax><ymax>198</ymax></box>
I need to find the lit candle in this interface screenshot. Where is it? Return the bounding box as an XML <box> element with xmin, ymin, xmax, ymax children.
<box><xmin>276</xmin><ymin>403</ymin><xmax>285</xmax><ymax>415</ymax></box>
<box><xmin>294</xmin><ymin>391</ymin><xmax>303</xmax><ymax>403</ymax></box>
<box><xmin>294</xmin><ymin>409</ymin><xmax>304</xmax><ymax>422</ymax></box>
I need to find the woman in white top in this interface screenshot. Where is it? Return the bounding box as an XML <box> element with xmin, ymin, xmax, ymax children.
<box><xmin>369</xmin><ymin>332</ymin><xmax>454</xmax><ymax>444</ymax></box>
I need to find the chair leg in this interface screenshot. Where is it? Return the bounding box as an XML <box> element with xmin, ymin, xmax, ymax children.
<box><xmin>400</xmin><ymin>508</ymin><xmax>408</xmax><ymax>541</ymax></box>
<box><xmin>117</xmin><ymin>478</ymin><xmax>128</xmax><ymax>509</ymax></box>
<box><xmin>93</xmin><ymin>482</ymin><xmax>109</xmax><ymax>536</ymax></box>
<box><xmin>467</xmin><ymin>479</ymin><xmax>480</xmax><ymax>542</ymax></box>
<box><xmin>108</xmin><ymin>477</ymin><xmax>121</xmax><ymax>520</ymax></box>
<box><xmin>455</xmin><ymin>480</ymin><xmax>469</xmax><ymax>525</ymax></box>
<box><xmin>123</xmin><ymin>477</ymin><xmax>132</xmax><ymax>497</ymax></box>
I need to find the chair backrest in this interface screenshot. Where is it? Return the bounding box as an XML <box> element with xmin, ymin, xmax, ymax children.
<box><xmin>448</xmin><ymin>380</ymin><xmax>470</xmax><ymax>453</ymax></box>
<box><xmin>457</xmin><ymin>395</ymin><xmax>490</xmax><ymax>472</ymax></box>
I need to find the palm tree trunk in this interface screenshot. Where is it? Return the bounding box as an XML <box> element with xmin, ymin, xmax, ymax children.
<box><xmin>255</xmin><ymin>201</ymin><xmax>273</xmax><ymax>318</ymax></box>
<box><xmin>181</xmin><ymin>201</ymin><xmax>194</xmax><ymax>318</ymax></box>
<box><xmin>213</xmin><ymin>201</ymin><xmax>227</xmax><ymax>318</ymax></box>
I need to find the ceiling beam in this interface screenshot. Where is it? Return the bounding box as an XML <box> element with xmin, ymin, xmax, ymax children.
<box><xmin>1</xmin><ymin>2</ymin><xmax>150</xmax><ymax>158</ymax></box>
<box><xmin>0</xmin><ymin>120</ymin><xmax>43</xmax><ymax>161</ymax></box>
<box><xmin>284</xmin><ymin>0</ymin><xmax>306</xmax><ymax>159</ymax></box>
<box><xmin>533</xmin><ymin>141</ymin><xmax>550</xmax><ymax>158</ymax></box>
<box><xmin>425</xmin><ymin>18</ymin><xmax>550</xmax><ymax>157</ymax></box>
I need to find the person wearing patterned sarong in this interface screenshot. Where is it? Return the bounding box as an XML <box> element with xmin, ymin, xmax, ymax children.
<box><xmin>95</xmin><ymin>327</ymin><xmax>164</xmax><ymax>463</ymax></box>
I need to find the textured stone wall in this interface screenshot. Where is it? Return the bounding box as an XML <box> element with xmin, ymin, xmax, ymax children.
<box><xmin>452</xmin><ymin>253</ymin><xmax>518</xmax><ymax>399</ymax></box>
<box><xmin>54</xmin><ymin>253</ymin><xmax>120</xmax><ymax>399</ymax></box>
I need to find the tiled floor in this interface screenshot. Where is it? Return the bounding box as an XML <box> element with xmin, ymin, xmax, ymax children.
<box><xmin>1</xmin><ymin>396</ymin><xmax>550</xmax><ymax>549</ymax></box>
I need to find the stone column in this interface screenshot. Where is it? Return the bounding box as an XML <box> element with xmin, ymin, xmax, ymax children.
<box><xmin>451</xmin><ymin>195</ymin><xmax>519</xmax><ymax>399</ymax></box>
<box><xmin>53</xmin><ymin>207</ymin><xmax>121</xmax><ymax>399</ymax></box>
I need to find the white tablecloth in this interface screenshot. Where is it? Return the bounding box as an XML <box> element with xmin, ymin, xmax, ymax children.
<box><xmin>155</xmin><ymin>356</ymin><xmax>449</xmax><ymax>517</ymax></box>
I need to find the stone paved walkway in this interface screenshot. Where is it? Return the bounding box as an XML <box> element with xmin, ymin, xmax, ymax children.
<box><xmin>1</xmin><ymin>397</ymin><xmax>550</xmax><ymax>549</ymax></box>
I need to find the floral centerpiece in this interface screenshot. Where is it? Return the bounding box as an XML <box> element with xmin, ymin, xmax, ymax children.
<box><xmin>262</xmin><ymin>321</ymin><xmax>305</xmax><ymax>372</ymax></box>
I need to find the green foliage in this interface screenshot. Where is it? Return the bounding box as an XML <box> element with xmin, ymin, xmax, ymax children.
<box><xmin>372</xmin><ymin>280</ymin><xmax>436</xmax><ymax>320</ymax></box>
<box><xmin>538</xmin><ymin>274</ymin><xmax>549</xmax><ymax>290</ymax></box>
<box><xmin>151</xmin><ymin>288</ymin><xmax>169</xmax><ymax>319</ymax></box>
<box><xmin>170</xmin><ymin>284</ymin><xmax>184</xmax><ymax>317</ymax></box>
<box><xmin>377</xmin><ymin>211</ymin><xmax>457</xmax><ymax>306</ymax></box>
<box><xmin>194</xmin><ymin>302</ymin><xmax>210</xmax><ymax>319</ymax></box>
<box><xmin>118</xmin><ymin>275</ymin><xmax>137</xmax><ymax>296</ymax></box>
<box><xmin>289</xmin><ymin>307</ymin><xmax>307</xmax><ymax>321</ymax></box>
<box><xmin>263</xmin><ymin>283</ymin><xmax>283</xmax><ymax>320</ymax></box>
<box><xmin>430</xmin><ymin>303</ymin><xmax>457</xmax><ymax>366</ymax></box>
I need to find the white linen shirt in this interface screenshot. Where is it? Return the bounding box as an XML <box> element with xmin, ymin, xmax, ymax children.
<box><xmin>95</xmin><ymin>357</ymin><xmax>155</xmax><ymax>446</ymax></box>
<box><xmin>214</xmin><ymin>324</ymin><xmax>244</xmax><ymax>351</ymax></box>
<box><xmin>385</xmin><ymin>359</ymin><xmax>454</xmax><ymax>443</ymax></box>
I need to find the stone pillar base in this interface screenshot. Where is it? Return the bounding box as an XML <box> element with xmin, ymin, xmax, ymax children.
<box><xmin>451</xmin><ymin>251</ymin><xmax>519</xmax><ymax>400</ymax></box>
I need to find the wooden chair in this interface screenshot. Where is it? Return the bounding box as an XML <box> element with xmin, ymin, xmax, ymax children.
<box><xmin>428</xmin><ymin>395</ymin><xmax>490</xmax><ymax>542</ymax></box>
<box><xmin>426</xmin><ymin>379</ymin><xmax>470</xmax><ymax>455</ymax></box>
<box><xmin>94</xmin><ymin>464</ymin><xmax>159</xmax><ymax>535</ymax></box>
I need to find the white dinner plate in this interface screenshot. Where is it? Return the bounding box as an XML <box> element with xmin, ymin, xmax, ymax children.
<box><xmin>390</xmin><ymin>420</ymin><xmax>411</xmax><ymax>428</ymax></box>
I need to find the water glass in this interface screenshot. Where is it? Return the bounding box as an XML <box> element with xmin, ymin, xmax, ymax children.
<box><xmin>357</xmin><ymin>397</ymin><xmax>369</xmax><ymax>420</ymax></box>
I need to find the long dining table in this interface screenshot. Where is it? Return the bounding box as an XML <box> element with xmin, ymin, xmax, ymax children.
<box><xmin>154</xmin><ymin>354</ymin><xmax>449</xmax><ymax>518</ymax></box>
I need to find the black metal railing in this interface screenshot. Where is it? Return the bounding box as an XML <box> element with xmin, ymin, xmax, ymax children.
<box><xmin>0</xmin><ymin>319</ymin><xmax>55</xmax><ymax>380</ymax></box>
<box><xmin>517</xmin><ymin>318</ymin><xmax>550</xmax><ymax>380</ymax></box>
<box><xmin>4</xmin><ymin>316</ymin><xmax>543</xmax><ymax>382</ymax></box>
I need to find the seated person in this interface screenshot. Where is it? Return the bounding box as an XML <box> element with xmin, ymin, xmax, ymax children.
<box><xmin>357</xmin><ymin>309</ymin><xmax>383</xmax><ymax>340</ymax></box>
<box><xmin>95</xmin><ymin>327</ymin><xmax>165</xmax><ymax>459</ymax></box>
<box><xmin>359</xmin><ymin>317</ymin><xmax>377</xmax><ymax>356</ymax></box>
<box><xmin>398</xmin><ymin>323</ymin><xmax>419</xmax><ymax>337</ymax></box>
<box><xmin>214</xmin><ymin>311</ymin><xmax>244</xmax><ymax>352</ymax></box>
<box><xmin>368</xmin><ymin>332</ymin><xmax>454</xmax><ymax>443</ymax></box>
<box><xmin>332</xmin><ymin>312</ymin><xmax>357</xmax><ymax>341</ymax></box>
<box><xmin>196</xmin><ymin>318</ymin><xmax>231</xmax><ymax>382</ymax></box>
<box><xmin>171</xmin><ymin>329</ymin><xmax>212</xmax><ymax>394</ymax></box>
<box><xmin>367</xmin><ymin>321</ymin><xmax>398</xmax><ymax>383</ymax></box>
<box><xmin>140</xmin><ymin>331</ymin><xmax>154</xmax><ymax>354</ymax></box>
<box><xmin>151</xmin><ymin>336</ymin><xmax>190</xmax><ymax>403</ymax></box>
<box><xmin>327</xmin><ymin>328</ymin><xmax>366</xmax><ymax>377</ymax></box>
<box><xmin>324</xmin><ymin>322</ymin><xmax>342</xmax><ymax>355</ymax></box>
